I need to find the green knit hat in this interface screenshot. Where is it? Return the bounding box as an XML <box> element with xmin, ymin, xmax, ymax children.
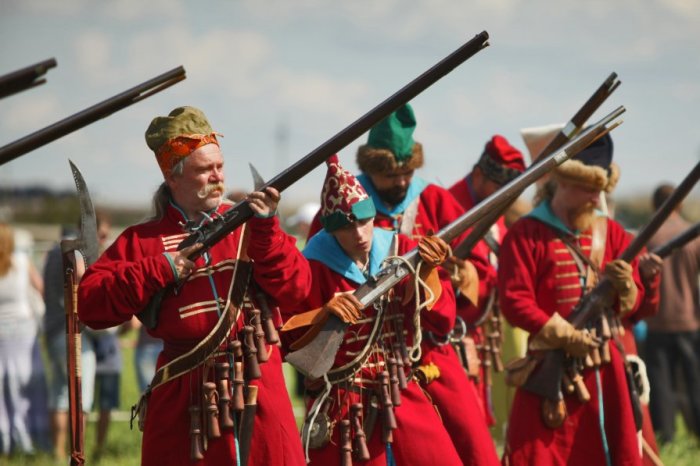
<box><xmin>145</xmin><ymin>106</ymin><xmax>215</xmax><ymax>153</ymax></box>
<box><xmin>366</xmin><ymin>103</ymin><xmax>416</xmax><ymax>163</ymax></box>
<box><xmin>145</xmin><ymin>106</ymin><xmax>220</xmax><ymax>175</ymax></box>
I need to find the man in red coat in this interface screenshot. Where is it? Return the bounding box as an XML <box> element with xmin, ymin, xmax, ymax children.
<box><xmin>78</xmin><ymin>107</ymin><xmax>310</xmax><ymax>466</ymax></box>
<box><xmin>282</xmin><ymin>154</ymin><xmax>462</xmax><ymax>466</ymax></box>
<box><xmin>499</xmin><ymin>133</ymin><xmax>644</xmax><ymax>466</ymax></box>
<box><xmin>312</xmin><ymin>104</ymin><xmax>498</xmax><ymax>465</ymax></box>
<box><xmin>447</xmin><ymin>135</ymin><xmax>526</xmax><ymax>428</ymax></box>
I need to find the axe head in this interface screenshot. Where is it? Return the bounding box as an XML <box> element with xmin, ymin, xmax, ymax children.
<box><xmin>61</xmin><ymin>160</ymin><xmax>98</xmax><ymax>267</ymax></box>
<box><xmin>249</xmin><ymin>163</ymin><xmax>266</xmax><ymax>191</ymax></box>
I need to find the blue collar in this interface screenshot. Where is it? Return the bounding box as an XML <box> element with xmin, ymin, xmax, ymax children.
<box><xmin>357</xmin><ymin>173</ymin><xmax>428</xmax><ymax>219</ymax></box>
<box><xmin>303</xmin><ymin>228</ymin><xmax>395</xmax><ymax>285</ymax></box>
<box><xmin>526</xmin><ymin>200</ymin><xmax>605</xmax><ymax>236</ymax></box>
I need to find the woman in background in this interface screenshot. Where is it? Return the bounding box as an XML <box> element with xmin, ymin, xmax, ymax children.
<box><xmin>0</xmin><ymin>223</ymin><xmax>45</xmax><ymax>455</ymax></box>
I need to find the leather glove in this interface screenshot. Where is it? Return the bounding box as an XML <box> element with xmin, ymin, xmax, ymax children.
<box><xmin>530</xmin><ymin>313</ymin><xmax>601</xmax><ymax>358</ymax></box>
<box><xmin>445</xmin><ymin>256</ymin><xmax>479</xmax><ymax>306</ymax></box>
<box><xmin>604</xmin><ymin>259</ymin><xmax>638</xmax><ymax>315</ymax></box>
<box><xmin>638</xmin><ymin>253</ymin><xmax>662</xmax><ymax>285</ymax></box>
<box><xmin>323</xmin><ymin>293</ymin><xmax>363</xmax><ymax>325</ymax></box>
<box><xmin>418</xmin><ymin>235</ymin><xmax>449</xmax><ymax>269</ymax></box>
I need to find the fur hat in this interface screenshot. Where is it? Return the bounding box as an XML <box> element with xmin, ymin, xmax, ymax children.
<box><xmin>357</xmin><ymin>103</ymin><xmax>424</xmax><ymax>175</ymax></box>
<box><xmin>476</xmin><ymin>135</ymin><xmax>526</xmax><ymax>185</ymax></box>
<box><xmin>320</xmin><ymin>155</ymin><xmax>376</xmax><ymax>232</ymax></box>
<box><xmin>521</xmin><ymin>124</ymin><xmax>619</xmax><ymax>193</ymax></box>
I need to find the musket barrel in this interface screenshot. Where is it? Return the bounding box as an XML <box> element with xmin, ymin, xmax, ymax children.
<box><xmin>181</xmin><ymin>32</ymin><xmax>490</xmax><ymax>259</ymax></box>
<box><xmin>0</xmin><ymin>58</ymin><xmax>57</xmax><ymax>99</ymax></box>
<box><xmin>620</xmin><ymin>160</ymin><xmax>700</xmax><ymax>264</ymax></box>
<box><xmin>286</xmin><ymin>107</ymin><xmax>625</xmax><ymax>379</ymax></box>
<box><xmin>652</xmin><ymin>221</ymin><xmax>700</xmax><ymax>258</ymax></box>
<box><xmin>0</xmin><ymin>66</ymin><xmax>186</xmax><ymax>167</ymax></box>
<box><xmin>452</xmin><ymin>72</ymin><xmax>621</xmax><ymax>260</ymax></box>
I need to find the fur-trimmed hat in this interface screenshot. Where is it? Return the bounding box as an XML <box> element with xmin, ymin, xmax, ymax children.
<box><xmin>476</xmin><ymin>135</ymin><xmax>526</xmax><ymax>185</ymax></box>
<box><xmin>356</xmin><ymin>103</ymin><xmax>424</xmax><ymax>175</ymax></box>
<box><xmin>320</xmin><ymin>155</ymin><xmax>376</xmax><ymax>232</ymax></box>
<box><xmin>521</xmin><ymin>124</ymin><xmax>619</xmax><ymax>193</ymax></box>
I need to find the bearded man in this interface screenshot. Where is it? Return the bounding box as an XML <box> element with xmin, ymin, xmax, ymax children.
<box><xmin>498</xmin><ymin>133</ymin><xmax>645</xmax><ymax>465</ymax></box>
<box><xmin>78</xmin><ymin>106</ymin><xmax>310</xmax><ymax>466</ymax></box>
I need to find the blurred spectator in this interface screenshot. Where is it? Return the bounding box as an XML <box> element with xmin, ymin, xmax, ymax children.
<box><xmin>286</xmin><ymin>202</ymin><xmax>320</xmax><ymax>246</ymax></box>
<box><xmin>645</xmin><ymin>184</ymin><xmax>700</xmax><ymax>443</ymax></box>
<box><xmin>91</xmin><ymin>326</ymin><xmax>121</xmax><ymax>459</ymax></box>
<box><xmin>131</xmin><ymin>317</ymin><xmax>163</xmax><ymax>393</ymax></box>
<box><xmin>0</xmin><ymin>223</ymin><xmax>48</xmax><ymax>455</ymax></box>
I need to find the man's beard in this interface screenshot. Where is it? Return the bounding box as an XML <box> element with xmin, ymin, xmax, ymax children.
<box><xmin>197</xmin><ymin>182</ymin><xmax>225</xmax><ymax>200</ymax></box>
<box><xmin>568</xmin><ymin>202</ymin><xmax>596</xmax><ymax>231</ymax></box>
<box><xmin>377</xmin><ymin>186</ymin><xmax>408</xmax><ymax>206</ymax></box>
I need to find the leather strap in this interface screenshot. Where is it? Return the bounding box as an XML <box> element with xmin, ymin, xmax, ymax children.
<box><xmin>149</xmin><ymin>260</ymin><xmax>253</xmax><ymax>391</ymax></box>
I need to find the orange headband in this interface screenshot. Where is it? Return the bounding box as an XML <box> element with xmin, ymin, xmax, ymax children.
<box><xmin>156</xmin><ymin>133</ymin><xmax>221</xmax><ymax>175</ymax></box>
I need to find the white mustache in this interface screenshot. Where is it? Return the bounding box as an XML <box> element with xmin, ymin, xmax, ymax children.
<box><xmin>197</xmin><ymin>182</ymin><xmax>225</xmax><ymax>199</ymax></box>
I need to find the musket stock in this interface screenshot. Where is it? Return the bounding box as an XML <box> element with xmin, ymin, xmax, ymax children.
<box><xmin>0</xmin><ymin>58</ymin><xmax>57</xmax><ymax>99</ymax></box>
<box><xmin>138</xmin><ymin>31</ymin><xmax>491</xmax><ymax>327</ymax></box>
<box><xmin>453</xmin><ymin>72</ymin><xmax>621</xmax><ymax>260</ymax></box>
<box><xmin>523</xmin><ymin>159</ymin><xmax>700</xmax><ymax>400</ymax></box>
<box><xmin>286</xmin><ymin>107</ymin><xmax>626</xmax><ymax>379</ymax></box>
<box><xmin>0</xmin><ymin>66</ymin><xmax>186</xmax><ymax>166</ymax></box>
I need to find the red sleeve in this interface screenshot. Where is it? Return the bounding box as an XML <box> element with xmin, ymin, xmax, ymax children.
<box><xmin>498</xmin><ymin>220</ymin><xmax>551</xmax><ymax>334</ymax></box>
<box><xmin>78</xmin><ymin>226</ymin><xmax>175</xmax><ymax>329</ymax></box>
<box><xmin>247</xmin><ymin>216</ymin><xmax>311</xmax><ymax>308</ymax></box>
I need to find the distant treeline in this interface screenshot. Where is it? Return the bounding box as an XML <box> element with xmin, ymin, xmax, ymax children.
<box><xmin>0</xmin><ymin>186</ymin><xmax>148</xmax><ymax>226</ymax></box>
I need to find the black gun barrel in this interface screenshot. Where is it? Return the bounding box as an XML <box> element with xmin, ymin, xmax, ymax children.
<box><xmin>0</xmin><ymin>58</ymin><xmax>57</xmax><ymax>100</ymax></box>
<box><xmin>0</xmin><ymin>66</ymin><xmax>186</xmax><ymax>167</ymax></box>
<box><xmin>180</xmin><ymin>32</ymin><xmax>490</xmax><ymax>258</ymax></box>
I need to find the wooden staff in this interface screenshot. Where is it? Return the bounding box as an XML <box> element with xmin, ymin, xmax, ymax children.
<box><xmin>63</xmin><ymin>251</ymin><xmax>84</xmax><ymax>466</ymax></box>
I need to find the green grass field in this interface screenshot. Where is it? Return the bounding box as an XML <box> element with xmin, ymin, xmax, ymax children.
<box><xmin>0</xmin><ymin>335</ymin><xmax>698</xmax><ymax>465</ymax></box>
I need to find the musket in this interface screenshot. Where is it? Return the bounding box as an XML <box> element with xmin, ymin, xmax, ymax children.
<box><xmin>136</xmin><ymin>31</ymin><xmax>491</xmax><ymax>328</ymax></box>
<box><xmin>286</xmin><ymin>106</ymin><xmax>626</xmax><ymax>379</ymax></box>
<box><xmin>523</xmin><ymin>159</ymin><xmax>700</xmax><ymax>402</ymax></box>
<box><xmin>62</xmin><ymin>160</ymin><xmax>99</xmax><ymax>466</ymax></box>
<box><xmin>0</xmin><ymin>66</ymin><xmax>186</xmax><ymax>167</ymax></box>
<box><xmin>452</xmin><ymin>72</ymin><xmax>621</xmax><ymax>260</ymax></box>
<box><xmin>0</xmin><ymin>58</ymin><xmax>57</xmax><ymax>100</ymax></box>
<box><xmin>651</xmin><ymin>221</ymin><xmax>700</xmax><ymax>258</ymax></box>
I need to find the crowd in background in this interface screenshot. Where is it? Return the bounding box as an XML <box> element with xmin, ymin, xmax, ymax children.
<box><xmin>0</xmin><ymin>183</ymin><xmax>699</xmax><ymax>460</ymax></box>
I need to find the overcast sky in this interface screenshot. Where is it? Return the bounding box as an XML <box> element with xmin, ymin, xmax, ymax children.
<box><xmin>1</xmin><ymin>0</ymin><xmax>699</xmax><ymax>213</ymax></box>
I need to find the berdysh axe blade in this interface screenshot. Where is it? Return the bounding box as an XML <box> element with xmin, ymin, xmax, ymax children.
<box><xmin>61</xmin><ymin>160</ymin><xmax>98</xmax><ymax>267</ymax></box>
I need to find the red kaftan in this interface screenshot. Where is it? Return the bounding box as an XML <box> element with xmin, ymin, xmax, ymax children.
<box><xmin>499</xmin><ymin>215</ymin><xmax>644</xmax><ymax>466</ymax></box>
<box><xmin>282</xmin><ymin>233</ymin><xmax>462</xmax><ymax>466</ymax></box>
<box><xmin>78</xmin><ymin>202</ymin><xmax>310</xmax><ymax>466</ymax></box>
